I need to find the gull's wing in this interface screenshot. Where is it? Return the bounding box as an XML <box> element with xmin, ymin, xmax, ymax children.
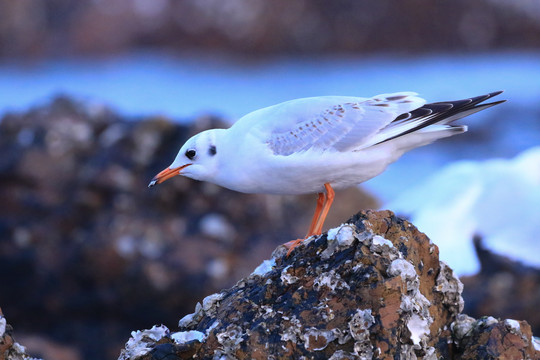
<box><xmin>235</xmin><ymin>92</ymin><xmax>426</xmax><ymax>155</ymax></box>
<box><xmin>359</xmin><ymin>91</ymin><xmax>505</xmax><ymax>148</ymax></box>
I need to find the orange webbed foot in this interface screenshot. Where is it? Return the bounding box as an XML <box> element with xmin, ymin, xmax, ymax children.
<box><xmin>283</xmin><ymin>238</ymin><xmax>305</xmax><ymax>257</ymax></box>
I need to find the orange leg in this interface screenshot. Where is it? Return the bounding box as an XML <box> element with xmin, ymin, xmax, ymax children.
<box><xmin>306</xmin><ymin>192</ymin><xmax>325</xmax><ymax>237</ymax></box>
<box><xmin>313</xmin><ymin>183</ymin><xmax>335</xmax><ymax>236</ymax></box>
<box><xmin>284</xmin><ymin>192</ymin><xmax>324</xmax><ymax>256</ymax></box>
<box><xmin>284</xmin><ymin>183</ymin><xmax>334</xmax><ymax>256</ymax></box>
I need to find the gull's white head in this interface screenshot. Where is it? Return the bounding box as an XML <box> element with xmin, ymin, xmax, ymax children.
<box><xmin>148</xmin><ymin>129</ymin><xmax>224</xmax><ymax>187</ymax></box>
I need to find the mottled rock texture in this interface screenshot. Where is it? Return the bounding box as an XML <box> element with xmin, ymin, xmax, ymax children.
<box><xmin>118</xmin><ymin>210</ymin><xmax>540</xmax><ymax>359</ymax></box>
<box><xmin>0</xmin><ymin>96</ymin><xmax>375</xmax><ymax>359</ymax></box>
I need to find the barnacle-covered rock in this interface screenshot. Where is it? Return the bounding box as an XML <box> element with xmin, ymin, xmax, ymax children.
<box><xmin>0</xmin><ymin>96</ymin><xmax>377</xmax><ymax>359</ymax></box>
<box><xmin>452</xmin><ymin>315</ymin><xmax>540</xmax><ymax>359</ymax></box>
<box><xmin>120</xmin><ymin>210</ymin><xmax>535</xmax><ymax>359</ymax></box>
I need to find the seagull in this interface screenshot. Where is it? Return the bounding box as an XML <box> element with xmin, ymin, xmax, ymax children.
<box><xmin>148</xmin><ymin>91</ymin><xmax>505</xmax><ymax>254</ymax></box>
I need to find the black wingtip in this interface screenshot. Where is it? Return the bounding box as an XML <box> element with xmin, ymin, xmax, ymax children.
<box><xmin>488</xmin><ymin>90</ymin><xmax>504</xmax><ymax>97</ymax></box>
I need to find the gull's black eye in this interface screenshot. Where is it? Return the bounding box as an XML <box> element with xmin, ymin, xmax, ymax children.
<box><xmin>185</xmin><ymin>149</ymin><xmax>196</xmax><ymax>160</ymax></box>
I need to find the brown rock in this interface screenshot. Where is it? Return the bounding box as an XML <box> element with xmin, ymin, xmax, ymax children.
<box><xmin>118</xmin><ymin>210</ymin><xmax>470</xmax><ymax>359</ymax></box>
<box><xmin>452</xmin><ymin>315</ymin><xmax>539</xmax><ymax>360</ymax></box>
<box><xmin>118</xmin><ymin>210</ymin><xmax>540</xmax><ymax>360</ymax></box>
<box><xmin>2</xmin><ymin>0</ymin><xmax>540</xmax><ymax>57</ymax></box>
<box><xmin>461</xmin><ymin>236</ymin><xmax>540</xmax><ymax>335</ymax></box>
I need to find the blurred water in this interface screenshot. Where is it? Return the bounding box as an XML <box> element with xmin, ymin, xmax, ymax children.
<box><xmin>1</xmin><ymin>52</ymin><xmax>539</xmax><ymax>202</ymax></box>
<box><xmin>1</xmin><ymin>52</ymin><xmax>540</xmax><ymax>120</ymax></box>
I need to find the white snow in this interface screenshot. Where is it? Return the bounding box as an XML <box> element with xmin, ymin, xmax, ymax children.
<box><xmin>251</xmin><ymin>258</ymin><xmax>276</xmax><ymax>276</ymax></box>
<box><xmin>387</xmin><ymin>146</ymin><xmax>540</xmax><ymax>275</ymax></box>
<box><xmin>171</xmin><ymin>330</ymin><xmax>205</xmax><ymax>344</ymax></box>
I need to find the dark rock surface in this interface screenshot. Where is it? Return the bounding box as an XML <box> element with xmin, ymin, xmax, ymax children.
<box><xmin>0</xmin><ymin>307</ymin><xmax>43</xmax><ymax>360</ymax></box>
<box><xmin>461</xmin><ymin>236</ymin><xmax>540</xmax><ymax>335</ymax></box>
<box><xmin>117</xmin><ymin>210</ymin><xmax>540</xmax><ymax>359</ymax></box>
<box><xmin>0</xmin><ymin>96</ymin><xmax>375</xmax><ymax>359</ymax></box>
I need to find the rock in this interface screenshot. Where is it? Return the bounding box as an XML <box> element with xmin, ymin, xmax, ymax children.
<box><xmin>2</xmin><ymin>0</ymin><xmax>540</xmax><ymax>57</ymax></box>
<box><xmin>461</xmin><ymin>236</ymin><xmax>540</xmax><ymax>335</ymax></box>
<box><xmin>0</xmin><ymin>96</ymin><xmax>376</xmax><ymax>359</ymax></box>
<box><xmin>0</xmin><ymin>307</ymin><xmax>43</xmax><ymax>360</ymax></box>
<box><xmin>118</xmin><ymin>210</ymin><xmax>539</xmax><ymax>359</ymax></box>
<box><xmin>452</xmin><ymin>315</ymin><xmax>539</xmax><ymax>359</ymax></box>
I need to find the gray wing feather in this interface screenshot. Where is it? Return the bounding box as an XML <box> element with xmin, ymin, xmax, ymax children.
<box><xmin>265</xmin><ymin>93</ymin><xmax>425</xmax><ymax>155</ymax></box>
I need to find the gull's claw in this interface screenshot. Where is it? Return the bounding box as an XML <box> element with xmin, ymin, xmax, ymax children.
<box><xmin>284</xmin><ymin>238</ymin><xmax>305</xmax><ymax>257</ymax></box>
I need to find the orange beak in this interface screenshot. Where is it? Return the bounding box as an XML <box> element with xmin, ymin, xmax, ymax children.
<box><xmin>148</xmin><ymin>164</ymin><xmax>191</xmax><ymax>188</ymax></box>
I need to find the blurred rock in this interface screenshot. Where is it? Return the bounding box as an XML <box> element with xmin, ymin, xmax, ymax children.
<box><xmin>117</xmin><ymin>210</ymin><xmax>540</xmax><ymax>359</ymax></box>
<box><xmin>461</xmin><ymin>236</ymin><xmax>540</xmax><ymax>335</ymax></box>
<box><xmin>0</xmin><ymin>96</ymin><xmax>376</xmax><ymax>359</ymax></box>
<box><xmin>452</xmin><ymin>315</ymin><xmax>539</xmax><ymax>360</ymax></box>
<box><xmin>0</xmin><ymin>308</ymin><xmax>43</xmax><ymax>360</ymax></box>
<box><xmin>1</xmin><ymin>0</ymin><xmax>540</xmax><ymax>58</ymax></box>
